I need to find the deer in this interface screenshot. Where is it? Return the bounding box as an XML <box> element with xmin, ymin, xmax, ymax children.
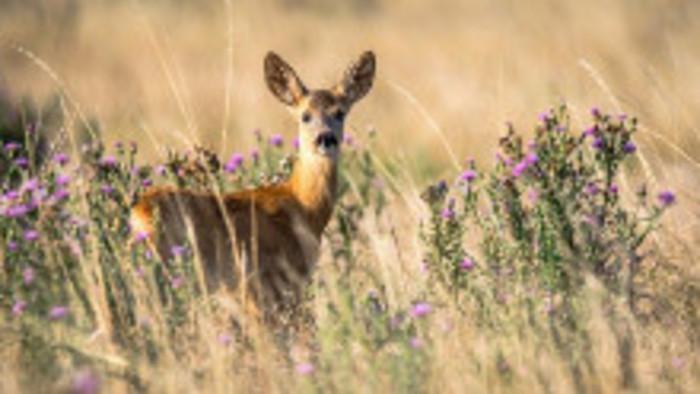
<box><xmin>130</xmin><ymin>51</ymin><xmax>376</xmax><ymax>326</ymax></box>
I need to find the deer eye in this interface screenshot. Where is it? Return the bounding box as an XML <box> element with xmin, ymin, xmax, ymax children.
<box><xmin>301</xmin><ymin>112</ymin><xmax>312</xmax><ymax>123</ymax></box>
<box><xmin>334</xmin><ymin>110</ymin><xmax>346</xmax><ymax>122</ymax></box>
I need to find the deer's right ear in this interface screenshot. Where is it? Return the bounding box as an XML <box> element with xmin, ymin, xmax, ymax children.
<box><xmin>265</xmin><ymin>52</ymin><xmax>308</xmax><ymax>106</ymax></box>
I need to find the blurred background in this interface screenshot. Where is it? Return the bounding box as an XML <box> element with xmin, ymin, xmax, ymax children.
<box><xmin>1</xmin><ymin>0</ymin><xmax>699</xmax><ymax>184</ymax></box>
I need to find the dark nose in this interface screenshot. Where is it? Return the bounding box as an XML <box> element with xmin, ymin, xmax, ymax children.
<box><xmin>315</xmin><ymin>132</ymin><xmax>339</xmax><ymax>148</ymax></box>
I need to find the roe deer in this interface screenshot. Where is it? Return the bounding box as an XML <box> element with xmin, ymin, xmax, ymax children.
<box><xmin>130</xmin><ymin>51</ymin><xmax>376</xmax><ymax>324</ymax></box>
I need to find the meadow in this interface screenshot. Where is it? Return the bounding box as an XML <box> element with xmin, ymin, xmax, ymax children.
<box><xmin>1</xmin><ymin>1</ymin><xmax>699</xmax><ymax>393</ymax></box>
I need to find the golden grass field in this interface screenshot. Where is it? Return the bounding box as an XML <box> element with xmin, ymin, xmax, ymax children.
<box><xmin>1</xmin><ymin>1</ymin><xmax>699</xmax><ymax>392</ymax></box>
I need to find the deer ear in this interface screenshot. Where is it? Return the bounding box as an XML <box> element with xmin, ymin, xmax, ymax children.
<box><xmin>336</xmin><ymin>51</ymin><xmax>376</xmax><ymax>105</ymax></box>
<box><xmin>265</xmin><ymin>52</ymin><xmax>308</xmax><ymax>106</ymax></box>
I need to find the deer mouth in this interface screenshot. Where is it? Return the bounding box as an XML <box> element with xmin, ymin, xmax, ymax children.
<box><xmin>315</xmin><ymin>132</ymin><xmax>339</xmax><ymax>150</ymax></box>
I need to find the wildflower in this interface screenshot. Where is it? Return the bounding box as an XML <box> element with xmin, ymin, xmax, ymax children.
<box><xmin>55</xmin><ymin>174</ymin><xmax>71</xmax><ymax>187</ymax></box>
<box><xmin>24</xmin><ymin>229</ymin><xmax>39</xmax><ymax>242</ymax></box>
<box><xmin>7</xmin><ymin>241</ymin><xmax>18</xmax><ymax>252</ymax></box>
<box><xmin>250</xmin><ymin>149</ymin><xmax>260</xmax><ymax>162</ymax></box>
<box><xmin>49</xmin><ymin>306</ymin><xmax>69</xmax><ymax>320</ymax></box>
<box><xmin>538</xmin><ymin>112</ymin><xmax>549</xmax><ymax>123</ymax></box>
<box><xmin>269</xmin><ymin>134</ymin><xmax>284</xmax><ymax>147</ymax></box>
<box><xmin>224</xmin><ymin>153</ymin><xmax>245</xmax><ymax>173</ymax></box>
<box><xmin>53</xmin><ymin>153</ymin><xmax>69</xmax><ymax>165</ymax></box>
<box><xmin>293</xmin><ymin>136</ymin><xmax>300</xmax><ymax>150</ymax></box>
<box><xmin>53</xmin><ymin>188</ymin><xmax>70</xmax><ymax>201</ymax></box>
<box><xmin>141</xmin><ymin>179</ymin><xmax>153</xmax><ymax>187</ymax></box>
<box><xmin>5</xmin><ymin>205</ymin><xmax>29</xmax><ymax>218</ymax></box>
<box><xmin>618</xmin><ymin>113</ymin><xmax>628</xmax><ymax>122</ymax></box>
<box><xmin>609</xmin><ymin>184</ymin><xmax>619</xmax><ymax>194</ymax></box>
<box><xmin>218</xmin><ymin>333</ymin><xmax>232</xmax><ymax>346</ymax></box>
<box><xmin>409</xmin><ymin>337</ymin><xmax>423</xmax><ymax>349</ymax></box>
<box><xmin>591</xmin><ymin>107</ymin><xmax>601</xmax><ymax>118</ymax></box>
<box><xmin>5</xmin><ymin>189</ymin><xmax>20</xmax><ymax>200</ymax></box>
<box><xmin>525</xmin><ymin>153</ymin><xmax>538</xmax><ymax>165</ymax></box>
<box><xmin>585</xmin><ymin>183</ymin><xmax>600</xmax><ymax>196</ymax></box>
<box><xmin>171</xmin><ymin>245</ymin><xmax>188</xmax><ymax>257</ymax></box>
<box><xmin>441</xmin><ymin>207</ymin><xmax>455</xmax><ymax>220</ymax></box>
<box><xmin>658</xmin><ymin>190</ymin><xmax>676</xmax><ymax>207</ymax></box>
<box><xmin>460</xmin><ymin>257</ymin><xmax>475</xmax><ymax>270</ymax></box>
<box><xmin>101</xmin><ymin>185</ymin><xmax>114</xmax><ymax>195</ymax></box>
<box><xmin>4</xmin><ymin>142</ymin><xmax>22</xmax><ymax>152</ymax></box>
<box><xmin>12</xmin><ymin>300</ymin><xmax>27</xmax><ymax>316</ymax></box>
<box><xmin>296</xmin><ymin>363</ymin><xmax>315</xmax><ymax>375</ymax></box>
<box><xmin>171</xmin><ymin>276</ymin><xmax>184</xmax><ymax>289</ymax></box>
<box><xmin>410</xmin><ymin>302</ymin><xmax>432</xmax><ymax>318</ymax></box>
<box><xmin>512</xmin><ymin>160</ymin><xmax>529</xmax><ymax>177</ymax></box>
<box><xmin>343</xmin><ymin>134</ymin><xmax>354</xmax><ymax>146</ymax></box>
<box><xmin>101</xmin><ymin>156</ymin><xmax>117</xmax><ymax>167</ymax></box>
<box><xmin>155</xmin><ymin>165</ymin><xmax>167</xmax><ymax>176</ymax></box>
<box><xmin>592</xmin><ymin>137</ymin><xmax>604</xmax><ymax>150</ymax></box>
<box><xmin>528</xmin><ymin>188</ymin><xmax>538</xmax><ymax>204</ymax></box>
<box><xmin>23</xmin><ymin>178</ymin><xmax>39</xmax><ymax>191</ymax></box>
<box><xmin>14</xmin><ymin>157</ymin><xmax>29</xmax><ymax>168</ymax></box>
<box><xmin>71</xmin><ymin>368</ymin><xmax>100</xmax><ymax>394</ymax></box>
<box><xmin>134</xmin><ymin>231</ymin><xmax>149</xmax><ymax>243</ymax></box>
<box><xmin>583</xmin><ymin>126</ymin><xmax>596</xmax><ymax>138</ymax></box>
<box><xmin>460</xmin><ymin>169</ymin><xmax>476</xmax><ymax>182</ymax></box>
<box><xmin>623</xmin><ymin>141</ymin><xmax>637</xmax><ymax>154</ymax></box>
<box><xmin>23</xmin><ymin>267</ymin><xmax>35</xmax><ymax>285</ymax></box>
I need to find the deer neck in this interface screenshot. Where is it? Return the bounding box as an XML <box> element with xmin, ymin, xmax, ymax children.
<box><xmin>288</xmin><ymin>148</ymin><xmax>338</xmax><ymax>237</ymax></box>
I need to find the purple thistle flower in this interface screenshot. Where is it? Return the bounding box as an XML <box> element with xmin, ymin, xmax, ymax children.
<box><xmin>525</xmin><ymin>153</ymin><xmax>538</xmax><ymax>165</ymax></box>
<box><xmin>623</xmin><ymin>141</ymin><xmax>637</xmax><ymax>154</ymax></box>
<box><xmin>55</xmin><ymin>174</ymin><xmax>71</xmax><ymax>186</ymax></box>
<box><xmin>296</xmin><ymin>363</ymin><xmax>315</xmax><ymax>375</ymax></box>
<box><xmin>134</xmin><ymin>266</ymin><xmax>145</xmax><ymax>278</ymax></box>
<box><xmin>171</xmin><ymin>245</ymin><xmax>188</xmax><ymax>257</ymax></box>
<box><xmin>24</xmin><ymin>229</ymin><xmax>39</xmax><ymax>242</ymax></box>
<box><xmin>250</xmin><ymin>149</ymin><xmax>260</xmax><ymax>162</ymax></box>
<box><xmin>512</xmin><ymin>161</ymin><xmax>529</xmax><ymax>177</ymax></box>
<box><xmin>53</xmin><ymin>153</ymin><xmax>69</xmax><ymax>165</ymax></box>
<box><xmin>658</xmin><ymin>190</ymin><xmax>676</xmax><ymax>207</ymax></box>
<box><xmin>4</xmin><ymin>142</ymin><xmax>22</xmax><ymax>152</ymax></box>
<box><xmin>441</xmin><ymin>207</ymin><xmax>455</xmax><ymax>220</ymax></box>
<box><xmin>343</xmin><ymin>134</ymin><xmax>354</xmax><ymax>146</ymax></box>
<box><xmin>101</xmin><ymin>156</ymin><xmax>117</xmax><ymax>167</ymax></box>
<box><xmin>5</xmin><ymin>205</ymin><xmax>29</xmax><ymax>218</ymax></box>
<box><xmin>528</xmin><ymin>188</ymin><xmax>538</xmax><ymax>204</ymax></box>
<box><xmin>49</xmin><ymin>306</ymin><xmax>69</xmax><ymax>320</ymax></box>
<box><xmin>591</xmin><ymin>107</ymin><xmax>601</xmax><ymax>118</ymax></box>
<box><xmin>14</xmin><ymin>157</ymin><xmax>29</xmax><ymax>168</ymax></box>
<box><xmin>218</xmin><ymin>333</ymin><xmax>232</xmax><ymax>346</ymax></box>
<box><xmin>171</xmin><ymin>276</ymin><xmax>184</xmax><ymax>289</ymax></box>
<box><xmin>23</xmin><ymin>267</ymin><xmax>35</xmax><ymax>285</ymax></box>
<box><xmin>460</xmin><ymin>258</ymin><xmax>475</xmax><ymax>270</ymax></box>
<box><xmin>224</xmin><ymin>153</ymin><xmax>245</xmax><ymax>173</ymax></box>
<box><xmin>409</xmin><ymin>337</ymin><xmax>423</xmax><ymax>349</ymax></box>
<box><xmin>618</xmin><ymin>113</ymin><xmax>628</xmax><ymax>122</ymax></box>
<box><xmin>269</xmin><ymin>134</ymin><xmax>284</xmax><ymax>147</ymax></box>
<box><xmin>293</xmin><ymin>136</ymin><xmax>300</xmax><ymax>150</ymax></box>
<box><xmin>101</xmin><ymin>185</ymin><xmax>114</xmax><ymax>195</ymax></box>
<box><xmin>7</xmin><ymin>240</ymin><xmax>18</xmax><ymax>252</ymax></box>
<box><xmin>23</xmin><ymin>178</ymin><xmax>39</xmax><ymax>192</ymax></box>
<box><xmin>583</xmin><ymin>126</ymin><xmax>596</xmax><ymax>138</ymax></box>
<box><xmin>592</xmin><ymin>137</ymin><xmax>604</xmax><ymax>150</ymax></box>
<box><xmin>538</xmin><ymin>112</ymin><xmax>549</xmax><ymax>123</ymax></box>
<box><xmin>609</xmin><ymin>184</ymin><xmax>619</xmax><ymax>194</ymax></box>
<box><xmin>71</xmin><ymin>368</ymin><xmax>100</xmax><ymax>394</ymax></box>
<box><xmin>585</xmin><ymin>183</ymin><xmax>600</xmax><ymax>196</ymax></box>
<box><xmin>155</xmin><ymin>165</ymin><xmax>167</xmax><ymax>176</ymax></box>
<box><xmin>134</xmin><ymin>231</ymin><xmax>149</xmax><ymax>243</ymax></box>
<box><xmin>12</xmin><ymin>300</ymin><xmax>27</xmax><ymax>316</ymax></box>
<box><xmin>410</xmin><ymin>302</ymin><xmax>432</xmax><ymax>318</ymax></box>
<box><xmin>141</xmin><ymin>179</ymin><xmax>153</xmax><ymax>187</ymax></box>
<box><xmin>53</xmin><ymin>188</ymin><xmax>70</xmax><ymax>201</ymax></box>
<box><xmin>460</xmin><ymin>169</ymin><xmax>476</xmax><ymax>182</ymax></box>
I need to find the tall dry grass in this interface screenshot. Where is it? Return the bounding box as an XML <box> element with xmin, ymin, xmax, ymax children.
<box><xmin>1</xmin><ymin>1</ymin><xmax>699</xmax><ymax>393</ymax></box>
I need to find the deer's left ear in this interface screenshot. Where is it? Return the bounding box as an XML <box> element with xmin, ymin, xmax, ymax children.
<box><xmin>265</xmin><ymin>52</ymin><xmax>308</xmax><ymax>106</ymax></box>
<box><xmin>336</xmin><ymin>51</ymin><xmax>376</xmax><ymax>105</ymax></box>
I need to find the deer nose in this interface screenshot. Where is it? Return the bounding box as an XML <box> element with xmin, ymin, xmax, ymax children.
<box><xmin>315</xmin><ymin>131</ymin><xmax>338</xmax><ymax>149</ymax></box>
